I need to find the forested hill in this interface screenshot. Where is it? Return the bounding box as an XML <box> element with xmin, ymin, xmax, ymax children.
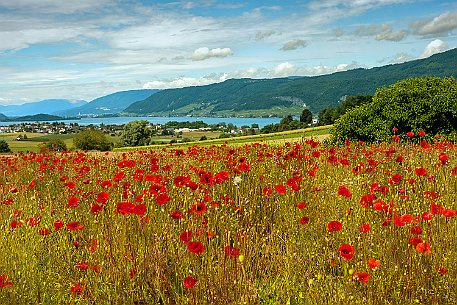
<box><xmin>124</xmin><ymin>48</ymin><xmax>457</xmax><ymax>117</ymax></box>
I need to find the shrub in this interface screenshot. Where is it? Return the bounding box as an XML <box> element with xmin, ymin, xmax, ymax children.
<box><xmin>42</xmin><ymin>139</ymin><xmax>67</xmax><ymax>151</ymax></box>
<box><xmin>0</xmin><ymin>140</ymin><xmax>10</xmax><ymax>153</ymax></box>
<box><xmin>331</xmin><ymin>76</ymin><xmax>457</xmax><ymax>143</ymax></box>
<box><xmin>73</xmin><ymin>129</ymin><xmax>113</xmax><ymax>151</ymax></box>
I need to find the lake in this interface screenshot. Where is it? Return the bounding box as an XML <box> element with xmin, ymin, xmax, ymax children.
<box><xmin>0</xmin><ymin>116</ymin><xmax>282</xmax><ymax>129</ymax></box>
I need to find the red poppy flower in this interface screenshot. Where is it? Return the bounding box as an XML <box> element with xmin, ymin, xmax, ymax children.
<box><xmin>170</xmin><ymin>211</ymin><xmax>184</xmax><ymax>219</ymax></box>
<box><xmin>328</xmin><ymin>221</ymin><xmax>343</xmax><ymax>232</ymax></box>
<box><xmin>0</xmin><ymin>274</ymin><xmax>12</xmax><ymax>288</ymax></box>
<box><xmin>408</xmin><ymin>237</ymin><xmax>423</xmax><ymax>247</ymax></box>
<box><xmin>180</xmin><ymin>231</ymin><xmax>192</xmax><ymax>243</ymax></box>
<box><xmin>360</xmin><ymin>224</ymin><xmax>370</xmax><ymax>233</ymax></box>
<box><xmin>296</xmin><ymin>202</ymin><xmax>307</xmax><ymax>209</ymax></box>
<box><xmin>410</xmin><ymin>226</ymin><xmax>422</xmax><ymax>235</ymax></box>
<box><xmin>436</xmin><ymin>267</ymin><xmax>447</xmax><ymax>275</ymax></box>
<box><xmin>368</xmin><ymin>258</ymin><xmax>380</xmax><ymax>269</ymax></box>
<box><xmin>39</xmin><ymin>228</ymin><xmax>50</xmax><ymax>236</ymax></box>
<box><xmin>76</xmin><ymin>261</ymin><xmax>89</xmax><ymax>270</ymax></box>
<box><xmin>133</xmin><ymin>204</ymin><xmax>146</xmax><ymax>216</ymax></box>
<box><xmin>191</xmin><ymin>202</ymin><xmax>207</xmax><ymax>214</ymax></box>
<box><xmin>339</xmin><ymin>244</ymin><xmax>354</xmax><ymax>260</ymax></box>
<box><xmin>117</xmin><ymin>201</ymin><xmax>135</xmax><ymax>215</ymax></box>
<box><xmin>418</xmin><ymin>131</ymin><xmax>426</xmax><ymax>137</ymax></box>
<box><xmin>67</xmin><ymin>196</ymin><xmax>80</xmax><ymax>208</ymax></box>
<box><xmin>392</xmin><ymin>127</ymin><xmax>398</xmax><ymax>133</ymax></box>
<box><xmin>96</xmin><ymin>192</ymin><xmax>109</xmax><ymax>204</ymax></box>
<box><xmin>155</xmin><ymin>193</ymin><xmax>170</xmax><ymax>205</ymax></box>
<box><xmin>187</xmin><ymin>241</ymin><xmax>205</xmax><ymax>255</ymax></box>
<box><xmin>416</xmin><ymin>242</ymin><xmax>432</xmax><ymax>254</ymax></box>
<box><xmin>54</xmin><ymin>219</ymin><xmax>64</xmax><ymax>231</ymax></box>
<box><xmin>439</xmin><ymin>153</ymin><xmax>449</xmax><ymax>165</ymax></box>
<box><xmin>263</xmin><ymin>186</ymin><xmax>273</xmax><ymax>197</ymax></box>
<box><xmin>392</xmin><ymin>135</ymin><xmax>400</xmax><ymax>142</ymax></box>
<box><xmin>415</xmin><ymin>167</ymin><xmax>427</xmax><ymax>177</ymax></box>
<box><xmin>389</xmin><ymin>174</ymin><xmax>402</xmax><ymax>184</ymax></box>
<box><xmin>184</xmin><ymin>276</ymin><xmax>197</xmax><ymax>289</ymax></box>
<box><xmin>300</xmin><ymin>216</ymin><xmax>309</xmax><ymax>225</ymax></box>
<box><xmin>406</xmin><ymin>131</ymin><xmax>414</xmax><ymax>138</ymax></box>
<box><xmin>337</xmin><ymin>185</ymin><xmax>351</xmax><ymax>198</ymax></box>
<box><xmin>274</xmin><ymin>185</ymin><xmax>287</xmax><ymax>195</ymax></box>
<box><xmin>66</xmin><ymin>221</ymin><xmax>84</xmax><ymax>231</ymax></box>
<box><xmin>224</xmin><ymin>246</ymin><xmax>241</xmax><ymax>257</ymax></box>
<box><xmin>356</xmin><ymin>272</ymin><xmax>370</xmax><ymax>284</ymax></box>
<box><xmin>70</xmin><ymin>283</ymin><xmax>85</xmax><ymax>295</ymax></box>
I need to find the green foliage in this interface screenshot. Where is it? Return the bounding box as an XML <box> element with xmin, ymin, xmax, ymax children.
<box><xmin>331</xmin><ymin>76</ymin><xmax>457</xmax><ymax>143</ymax></box>
<box><xmin>121</xmin><ymin>120</ymin><xmax>152</xmax><ymax>146</ymax></box>
<box><xmin>0</xmin><ymin>140</ymin><xmax>10</xmax><ymax>153</ymax></box>
<box><xmin>73</xmin><ymin>129</ymin><xmax>113</xmax><ymax>151</ymax></box>
<box><xmin>42</xmin><ymin>139</ymin><xmax>67</xmax><ymax>151</ymax></box>
<box><xmin>318</xmin><ymin>95</ymin><xmax>372</xmax><ymax>125</ymax></box>
<box><xmin>299</xmin><ymin>108</ymin><xmax>313</xmax><ymax>124</ymax></box>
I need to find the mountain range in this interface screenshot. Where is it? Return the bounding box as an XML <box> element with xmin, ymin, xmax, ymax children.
<box><xmin>1</xmin><ymin>48</ymin><xmax>456</xmax><ymax>120</ymax></box>
<box><xmin>0</xmin><ymin>99</ymin><xmax>86</xmax><ymax>117</ymax></box>
<box><xmin>124</xmin><ymin>48</ymin><xmax>457</xmax><ymax>117</ymax></box>
<box><xmin>54</xmin><ymin>89</ymin><xmax>159</xmax><ymax>117</ymax></box>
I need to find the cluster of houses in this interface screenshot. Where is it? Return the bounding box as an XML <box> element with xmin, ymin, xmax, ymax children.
<box><xmin>0</xmin><ymin>122</ymin><xmax>123</xmax><ymax>137</ymax></box>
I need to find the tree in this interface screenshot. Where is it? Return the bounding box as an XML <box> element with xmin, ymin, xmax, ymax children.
<box><xmin>300</xmin><ymin>109</ymin><xmax>313</xmax><ymax>124</ymax></box>
<box><xmin>0</xmin><ymin>140</ymin><xmax>10</xmax><ymax>153</ymax></box>
<box><xmin>73</xmin><ymin>129</ymin><xmax>113</xmax><ymax>151</ymax></box>
<box><xmin>331</xmin><ymin>77</ymin><xmax>457</xmax><ymax>143</ymax></box>
<box><xmin>121</xmin><ymin>120</ymin><xmax>152</xmax><ymax>147</ymax></box>
<box><xmin>42</xmin><ymin>139</ymin><xmax>67</xmax><ymax>151</ymax></box>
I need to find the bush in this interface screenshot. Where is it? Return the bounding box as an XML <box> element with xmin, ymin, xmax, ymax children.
<box><xmin>73</xmin><ymin>129</ymin><xmax>113</xmax><ymax>151</ymax></box>
<box><xmin>331</xmin><ymin>76</ymin><xmax>457</xmax><ymax>143</ymax></box>
<box><xmin>0</xmin><ymin>140</ymin><xmax>10</xmax><ymax>153</ymax></box>
<box><xmin>42</xmin><ymin>139</ymin><xmax>67</xmax><ymax>151</ymax></box>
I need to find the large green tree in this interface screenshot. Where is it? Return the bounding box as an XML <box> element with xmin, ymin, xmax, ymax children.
<box><xmin>331</xmin><ymin>76</ymin><xmax>457</xmax><ymax>143</ymax></box>
<box><xmin>121</xmin><ymin>120</ymin><xmax>152</xmax><ymax>147</ymax></box>
<box><xmin>73</xmin><ymin>129</ymin><xmax>113</xmax><ymax>151</ymax></box>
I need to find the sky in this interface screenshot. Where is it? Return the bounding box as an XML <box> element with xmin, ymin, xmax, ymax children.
<box><xmin>0</xmin><ymin>0</ymin><xmax>456</xmax><ymax>105</ymax></box>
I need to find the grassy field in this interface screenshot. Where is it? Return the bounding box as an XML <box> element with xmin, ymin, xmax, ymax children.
<box><xmin>1</xmin><ymin>131</ymin><xmax>456</xmax><ymax>304</ymax></box>
<box><xmin>116</xmin><ymin>126</ymin><xmax>331</xmax><ymax>151</ymax></box>
<box><xmin>0</xmin><ymin>133</ymin><xmax>121</xmax><ymax>153</ymax></box>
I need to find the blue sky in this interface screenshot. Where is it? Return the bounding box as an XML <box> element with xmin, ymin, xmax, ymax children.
<box><xmin>0</xmin><ymin>0</ymin><xmax>456</xmax><ymax>105</ymax></box>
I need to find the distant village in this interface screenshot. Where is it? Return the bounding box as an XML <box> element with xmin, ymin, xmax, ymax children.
<box><xmin>0</xmin><ymin>121</ymin><xmax>257</xmax><ymax>140</ymax></box>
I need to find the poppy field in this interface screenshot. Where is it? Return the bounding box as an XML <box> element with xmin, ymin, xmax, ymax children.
<box><xmin>1</xmin><ymin>132</ymin><xmax>457</xmax><ymax>304</ymax></box>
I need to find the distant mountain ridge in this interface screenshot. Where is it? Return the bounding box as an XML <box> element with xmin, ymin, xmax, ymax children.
<box><xmin>0</xmin><ymin>99</ymin><xmax>86</xmax><ymax>117</ymax></box>
<box><xmin>124</xmin><ymin>48</ymin><xmax>457</xmax><ymax>116</ymax></box>
<box><xmin>55</xmin><ymin>89</ymin><xmax>159</xmax><ymax>117</ymax></box>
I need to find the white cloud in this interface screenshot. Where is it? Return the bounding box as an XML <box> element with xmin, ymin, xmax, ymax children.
<box><xmin>273</xmin><ymin>62</ymin><xmax>298</xmax><ymax>76</ymax></box>
<box><xmin>389</xmin><ymin>52</ymin><xmax>414</xmax><ymax>63</ymax></box>
<box><xmin>411</xmin><ymin>11</ymin><xmax>457</xmax><ymax>36</ymax></box>
<box><xmin>0</xmin><ymin>0</ymin><xmax>111</xmax><ymax>14</ymax></box>
<box><xmin>355</xmin><ymin>24</ymin><xmax>408</xmax><ymax>41</ymax></box>
<box><xmin>280</xmin><ymin>39</ymin><xmax>308</xmax><ymax>51</ymax></box>
<box><xmin>142</xmin><ymin>61</ymin><xmax>362</xmax><ymax>89</ymax></box>
<box><xmin>143</xmin><ymin>74</ymin><xmax>228</xmax><ymax>89</ymax></box>
<box><xmin>255</xmin><ymin>30</ymin><xmax>277</xmax><ymax>41</ymax></box>
<box><xmin>420</xmin><ymin>39</ymin><xmax>449</xmax><ymax>58</ymax></box>
<box><xmin>191</xmin><ymin>47</ymin><xmax>234</xmax><ymax>61</ymax></box>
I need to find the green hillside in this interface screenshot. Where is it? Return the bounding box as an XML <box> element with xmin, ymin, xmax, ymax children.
<box><xmin>124</xmin><ymin>48</ymin><xmax>457</xmax><ymax>116</ymax></box>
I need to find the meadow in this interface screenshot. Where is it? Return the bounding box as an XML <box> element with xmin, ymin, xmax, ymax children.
<box><xmin>0</xmin><ymin>131</ymin><xmax>456</xmax><ymax>304</ymax></box>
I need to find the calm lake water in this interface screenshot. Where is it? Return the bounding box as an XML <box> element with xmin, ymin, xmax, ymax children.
<box><xmin>0</xmin><ymin>116</ymin><xmax>282</xmax><ymax>129</ymax></box>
